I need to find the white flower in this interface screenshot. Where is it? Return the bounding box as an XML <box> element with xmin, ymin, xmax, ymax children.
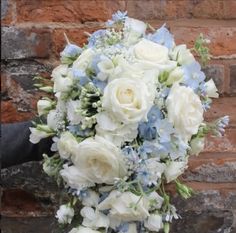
<box><xmin>72</xmin><ymin>136</ymin><xmax>127</xmax><ymax>184</ymax></box>
<box><xmin>205</xmin><ymin>79</ymin><xmax>219</xmax><ymax>98</ymax></box>
<box><xmin>170</xmin><ymin>44</ymin><xmax>195</xmax><ymax>65</ymax></box>
<box><xmin>97</xmin><ymin>57</ymin><xmax>115</xmax><ymax>81</ymax></box>
<box><xmin>166</xmin><ymin>83</ymin><xmax>204</xmax><ymax>142</ymax></box>
<box><xmin>102</xmin><ymin>78</ymin><xmax>154</xmax><ymax>124</ymax></box>
<box><xmin>166</xmin><ymin>67</ymin><xmax>184</xmax><ymax>85</ymax></box>
<box><xmin>80</xmin><ymin>207</ymin><xmax>109</xmax><ymax>229</ymax></box>
<box><xmin>52</xmin><ymin>65</ymin><xmax>72</xmax><ymax>93</ymax></box>
<box><xmin>144</xmin><ymin>214</ymin><xmax>163</xmax><ymax>232</ymax></box>
<box><xmin>29</xmin><ymin>126</ymin><xmax>53</xmax><ymax>144</ymax></box>
<box><xmin>96</xmin><ymin>112</ymin><xmax>138</xmax><ymax>146</ymax></box>
<box><xmin>125</xmin><ymin>17</ymin><xmax>147</xmax><ymax>35</ymax></box>
<box><xmin>47</xmin><ymin>109</ymin><xmax>59</xmax><ymax>130</ymax></box>
<box><xmin>81</xmin><ymin>190</ymin><xmax>99</xmax><ymax>207</ymax></box>
<box><xmin>164</xmin><ymin>161</ymin><xmax>187</xmax><ymax>183</ymax></box>
<box><xmin>60</xmin><ymin>165</ymin><xmax>94</xmax><ymax>190</ymax></box>
<box><xmin>98</xmin><ymin>191</ymin><xmax>149</xmax><ymax>222</ymax></box>
<box><xmin>56</xmin><ymin>204</ymin><xmax>74</xmax><ymax>224</ymax></box>
<box><xmin>66</xmin><ymin>100</ymin><xmax>82</xmax><ymax>124</ymax></box>
<box><xmin>73</xmin><ymin>48</ymin><xmax>95</xmax><ymax>71</ymax></box>
<box><xmin>190</xmin><ymin>137</ymin><xmax>205</xmax><ymax>156</ymax></box>
<box><xmin>57</xmin><ymin>132</ymin><xmax>78</xmax><ymax>159</ymax></box>
<box><xmin>147</xmin><ymin>191</ymin><xmax>164</xmax><ymax>210</ymax></box>
<box><xmin>69</xmin><ymin>226</ymin><xmax>101</xmax><ymax>233</ymax></box>
<box><xmin>37</xmin><ymin>99</ymin><xmax>52</xmax><ymax>116</ymax></box>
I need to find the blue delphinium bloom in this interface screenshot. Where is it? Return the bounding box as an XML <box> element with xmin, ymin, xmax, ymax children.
<box><xmin>61</xmin><ymin>44</ymin><xmax>82</xmax><ymax>58</ymax></box>
<box><xmin>182</xmin><ymin>61</ymin><xmax>205</xmax><ymax>91</ymax></box>
<box><xmin>155</xmin><ymin>119</ymin><xmax>175</xmax><ymax>143</ymax></box>
<box><xmin>146</xmin><ymin>24</ymin><xmax>175</xmax><ymax>49</ymax></box>
<box><xmin>116</xmin><ymin>222</ymin><xmax>129</xmax><ymax>233</ymax></box>
<box><xmin>67</xmin><ymin>125</ymin><xmax>93</xmax><ymax>137</ymax></box>
<box><xmin>138</xmin><ymin>141</ymin><xmax>161</xmax><ymax>159</ymax></box>
<box><xmin>214</xmin><ymin>115</ymin><xmax>229</xmax><ymax>136</ymax></box>
<box><xmin>138</xmin><ymin>106</ymin><xmax>163</xmax><ymax>140</ymax></box>
<box><xmin>88</xmin><ymin>29</ymin><xmax>107</xmax><ymax>47</ymax></box>
<box><xmin>92</xmin><ymin>79</ymin><xmax>107</xmax><ymax>92</ymax></box>
<box><xmin>106</xmin><ymin>11</ymin><xmax>128</xmax><ymax>27</ymax></box>
<box><xmin>91</xmin><ymin>55</ymin><xmax>102</xmax><ymax>74</ymax></box>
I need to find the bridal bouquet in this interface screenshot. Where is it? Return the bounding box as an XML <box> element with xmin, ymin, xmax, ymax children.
<box><xmin>30</xmin><ymin>11</ymin><xmax>229</xmax><ymax>233</ymax></box>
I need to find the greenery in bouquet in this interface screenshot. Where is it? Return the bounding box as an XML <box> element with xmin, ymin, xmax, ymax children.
<box><xmin>30</xmin><ymin>11</ymin><xmax>229</xmax><ymax>233</ymax></box>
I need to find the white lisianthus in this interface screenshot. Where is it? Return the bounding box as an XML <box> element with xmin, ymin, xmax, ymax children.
<box><xmin>144</xmin><ymin>214</ymin><xmax>163</xmax><ymax>232</ymax></box>
<box><xmin>164</xmin><ymin>161</ymin><xmax>187</xmax><ymax>183</ymax></box>
<box><xmin>205</xmin><ymin>79</ymin><xmax>219</xmax><ymax>98</ymax></box>
<box><xmin>166</xmin><ymin>67</ymin><xmax>184</xmax><ymax>85</ymax></box>
<box><xmin>52</xmin><ymin>65</ymin><xmax>72</xmax><ymax>93</ymax></box>
<box><xmin>29</xmin><ymin>126</ymin><xmax>54</xmax><ymax>144</ymax></box>
<box><xmin>166</xmin><ymin>83</ymin><xmax>204</xmax><ymax>142</ymax></box>
<box><xmin>103</xmin><ymin>78</ymin><xmax>154</xmax><ymax>124</ymax></box>
<box><xmin>190</xmin><ymin>137</ymin><xmax>205</xmax><ymax>156</ymax></box>
<box><xmin>80</xmin><ymin>207</ymin><xmax>110</xmax><ymax>229</ymax></box>
<box><xmin>57</xmin><ymin>132</ymin><xmax>78</xmax><ymax>159</ymax></box>
<box><xmin>72</xmin><ymin>136</ymin><xmax>127</xmax><ymax>184</ymax></box>
<box><xmin>60</xmin><ymin>165</ymin><xmax>94</xmax><ymax>190</ymax></box>
<box><xmin>37</xmin><ymin>99</ymin><xmax>53</xmax><ymax>116</ymax></box>
<box><xmin>97</xmin><ymin>57</ymin><xmax>115</xmax><ymax>81</ymax></box>
<box><xmin>98</xmin><ymin>191</ymin><xmax>150</xmax><ymax>222</ymax></box>
<box><xmin>47</xmin><ymin>109</ymin><xmax>59</xmax><ymax>130</ymax></box>
<box><xmin>81</xmin><ymin>190</ymin><xmax>99</xmax><ymax>207</ymax></box>
<box><xmin>73</xmin><ymin>48</ymin><xmax>95</xmax><ymax>71</ymax></box>
<box><xmin>170</xmin><ymin>44</ymin><xmax>195</xmax><ymax>65</ymax></box>
<box><xmin>66</xmin><ymin>100</ymin><xmax>82</xmax><ymax>124</ymax></box>
<box><xmin>56</xmin><ymin>204</ymin><xmax>74</xmax><ymax>224</ymax></box>
<box><xmin>147</xmin><ymin>191</ymin><xmax>164</xmax><ymax>210</ymax></box>
<box><xmin>69</xmin><ymin>227</ymin><xmax>101</xmax><ymax>233</ymax></box>
<box><xmin>96</xmin><ymin>112</ymin><xmax>138</xmax><ymax>146</ymax></box>
<box><xmin>125</xmin><ymin>17</ymin><xmax>147</xmax><ymax>35</ymax></box>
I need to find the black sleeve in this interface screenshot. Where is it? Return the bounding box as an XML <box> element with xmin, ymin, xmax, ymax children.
<box><xmin>1</xmin><ymin>121</ymin><xmax>54</xmax><ymax>169</ymax></box>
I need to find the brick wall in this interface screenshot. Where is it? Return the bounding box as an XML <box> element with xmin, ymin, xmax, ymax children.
<box><xmin>1</xmin><ymin>1</ymin><xmax>236</xmax><ymax>233</ymax></box>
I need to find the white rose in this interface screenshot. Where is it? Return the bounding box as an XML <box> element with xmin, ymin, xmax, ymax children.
<box><xmin>52</xmin><ymin>65</ymin><xmax>72</xmax><ymax>93</ymax></box>
<box><xmin>103</xmin><ymin>78</ymin><xmax>154</xmax><ymax>124</ymax></box>
<box><xmin>60</xmin><ymin>164</ymin><xmax>94</xmax><ymax>190</ymax></box>
<box><xmin>98</xmin><ymin>191</ymin><xmax>149</xmax><ymax>222</ymax></box>
<box><xmin>125</xmin><ymin>17</ymin><xmax>147</xmax><ymax>35</ymax></box>
<box><xmin>37</xmin><ymin>99</ymin><xmax>52</xmax><ymax>116</ymax></box>
<box><xmin>72</xmin><ymin>136</ymin><xmax>127</xmax><ymax>184</ymax></box>
<box><xmin>166</xmin><ymin>67</ymin><xmax>184</xmax><ymax>85</ymax></box>
<box><xmin>205</xmin><ymin>79</ymin><xmax>219</xmax><ymax>98</ymax></box>
<box><xmin>73</xmin><ymin>48</ymin><xmax>95</xmax><ymax>71</ymax></box>
<box><xmin>29</xmin><ymin>126</ymin><xmax>53</xmax><ymax>144</ymax></box>
<box><xmin>96</xmin><ymin>112</ymin><xmax>138</xmax><ymax>146</ymax></box>
<box><xmin>66</xmin><ymin>100</ymin><xmax>82</xmax><ymax>124</ymax></box>
<box><xmin>144</xmin><ymin>214</ymin><xmax>163</xmax><ymax>232</ymax></box>
<box><xmin>56</xmin><ymin>204</ymin><xmax>74</xmax><ymax>224</ymax></box>
<box><xmin>81</xmin><ymin>190</ymin><xmax>99</xmax><ymax>207</ymax></box>
<box><xmin>190</xmin><ymin>137</ymin><xmax>205</xmax><ymax>156</ymax></box>
<box><xmin>80</xmin><ymin>207</ymin><xmax>109</xmax><ymax>229</ymax></box>
<box><xmin>57</xmin><ymin>132</ymin><xmax>78</xmax><ymax>159</ymax></box>
<box><xmin>166</xmin><ymin>83</ymin><xmax>203</xmax><ymax>141</ymax></box>
<box><xmin>69</xmin><ymin>226</ymin><xmax>101</xmax><ymax>233</ymax></box>
<box><xmin>164</xmin><ymin>161</ymin><xmax>187</xmax><ymax>183</ymax></box>
<box><xmin>170</xmin><ymin>44</ymin><xmax>195</xmax><ymax>65</ymax></box>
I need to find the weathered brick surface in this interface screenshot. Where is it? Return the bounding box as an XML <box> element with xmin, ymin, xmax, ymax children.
<box><xmin>1</xmin><ymin>0</ymin><xmax>14</xmax><ymax>25</ymax></box>
<box><xmin>230</xmin><ymin>65</ymin><xmax>236</xmax><ymax>94</ymax></box>
<box><xmin>1</xmin><ymin>27</ymin><xmax>51</xmax><ymax>59</ymax></box>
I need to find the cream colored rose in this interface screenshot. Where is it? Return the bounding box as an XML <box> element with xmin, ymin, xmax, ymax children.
<box><xmin>52</xmin><ymin>65</ymin><xmax>72</xmax><ymax>93</ymax></box>
<box><xmin>166</xmin><ymin>83</ymin><xmax>203</xmax><ymax>141</ymax></box>
<box><xmin>98</xmin><ymin>191</ymin><xmax>149</xmax><ymax>222</ymax></box>
<box><xmin>73</xmin><ymin>48</ymin><xmax>95</xmax><ymax>71</ymax></box>
<box><xmin>205</xmin><ymin>79</ymin><xmax>219</xmax><ymax>98</ymax></box>
<box><xmin>57</xmin><ymin>131</ymin><xmax>78</xmax><ymax>159</ymax></box>
<box><xmin>103</xmin><ymin>78</ymin><xmax>154</xmax><ymax>124</ymax></box>
<box><xmin>170</xmin><ymin>44</ymin><xmax>195</xmax><ymax>65</ymax></box>
<box><xmin>164</xmin><ymin>161</ymin><xmax>187</xmax><ymax>183</ymax></box>
<box><xmin>72</xmin><ymin>136</ymin><xmax>127</xmax><ymax>184</ymax></box>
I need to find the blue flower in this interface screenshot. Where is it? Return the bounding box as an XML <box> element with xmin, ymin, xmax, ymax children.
<box><xmin>106</xmin><ymin>11</ymin><xmax>128</xmax><ymax>27</ymax></box>
<box><xmin>67</xmin><ymin>125</ymin><xmax>93</xmax><ymax>137</ymax></box>
<box><xmin>88</xmin><ymin>29</ymin><xmax>106</xmax><ymax>47</ymax></box>
<box><xmin>182</xmin><ymin>61</ymin><xmax>205</xmax><ymax>91</ymax></box>
<box><xmin>138</xmin><ymin>141</ymin><xmax>161</xmax><ymax>159</ymax></box>
<box><xmin>116</xmin><ymin>222</ymin><xmax>129</xmax><ymax>233</ymax></box>
<box><xmin>72</xmin><ymin>69</ymin><xmax>91</xmax><ymax>86</ymax></box>
<box><xmin>92</xmin><ymin>79</ymin><xmax>107</xmax><ymax>92</ymax></box>
<box><xmin>61</xmin><ymin>44</ymin><xmax>82</xmax><ymax>58</ymax></box>
<box><xmin>155</xmin><ymin>119</ymin><xmax>175</xmax><ymax>143</ymax></box>
<box><xmin>146</xmin><ymin>24</ymin><xmax>175</xmax><ymax>49</ymax></box>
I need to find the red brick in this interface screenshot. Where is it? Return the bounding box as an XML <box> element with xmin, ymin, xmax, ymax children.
<box><xmin>223</xmin><ymin>0</ymin><xmax>236</xmax><ymax>19</ymax></box>
<box><xmin>204</xmin><ymin>97</ymin><xmax>236</xmax><ymax>126</ymax></box>
<box><xmin>16</xmin><ymin>0</ymin><xmax>125</xmax><ymax>23</ymax></box>
<box><xmin>1</xmin><ymin>0</ymin><xmax>14</xmax><ymax>26</ymax></box>
<box><xmin>229</xmin><ymin>65</ymin><xmax>236</xmax><ymax>95</ymax></box>
<box><xmin>51</xmin><ymin>26</ymin><xmax>101</xmax><ymax>57</ymax></box>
